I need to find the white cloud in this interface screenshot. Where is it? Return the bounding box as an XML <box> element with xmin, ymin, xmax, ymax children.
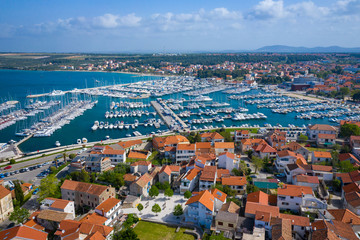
<box><xmin>249</xmin><ymin>0</ymin><xmax>287</xmax><ymax>20</ymax></box>
<box><xmin>93</xmin><ymin>13</ymin><xmax>141</xmax><ymax>28</ymax></box>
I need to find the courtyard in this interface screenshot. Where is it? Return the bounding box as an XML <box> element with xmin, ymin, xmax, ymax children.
<box><xmin>133</xmin><ymin>221</ymin><xmax>194</xmax><ymax>240</ymax></box>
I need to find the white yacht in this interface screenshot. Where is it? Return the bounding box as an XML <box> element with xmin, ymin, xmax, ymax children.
<box><xmin>55</xmin><ymin>141</ymin><xmax>61</xmax><ymax>147</ymax></box>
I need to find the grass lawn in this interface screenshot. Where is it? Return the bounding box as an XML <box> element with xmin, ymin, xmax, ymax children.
<box><xmin>134</xmin><ymin>221</ymin><xmax>194</xmax><ymax>240</ymax></box>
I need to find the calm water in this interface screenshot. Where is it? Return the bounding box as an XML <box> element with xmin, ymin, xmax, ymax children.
<box><xmin>0</xmin><ymin>70</ymin><xmax>334</xmax><ymax>153</ymax></box>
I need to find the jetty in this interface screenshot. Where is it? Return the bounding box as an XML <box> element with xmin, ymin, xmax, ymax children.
<box><xmin>151</xmin><ymin>99</ymin><xmax>189</xmax><ymax>131</ymax></box>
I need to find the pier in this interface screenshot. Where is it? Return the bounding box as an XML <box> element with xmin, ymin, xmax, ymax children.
<box><xmin>151</xmin><ymin>99</ymin><xmax>189</xmax><ymax>131</ymax></box>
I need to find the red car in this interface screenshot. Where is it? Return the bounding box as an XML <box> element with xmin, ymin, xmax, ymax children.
<box><xmin>4</xmin><ymin>165</ymin><xmax>12</xmax><ymax>170</ymax></box>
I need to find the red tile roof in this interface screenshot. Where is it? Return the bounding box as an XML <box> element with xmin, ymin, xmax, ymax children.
<box><xmin>277</xmin><ymin>184</ymin><xmax>313</xmax><ymax>197</ymax></box>
<box><xmin>186</xmin><ymin>190</ymin><xmax>215</xmax><ymax>211</ymax></box>
<box><xmin>0</xmin><ymin>225</ymin><xmax>48</xmax><ymax>240</ymax></box>
<box><xmin>95</xmin><ymin>197</ymin><xmax>120</xmax><ymax>213</ymax></box>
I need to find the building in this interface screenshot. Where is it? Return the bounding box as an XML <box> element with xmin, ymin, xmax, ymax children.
<box><xmin>117</xmin><ymin>139</ymin><xmax>143</xmax><ymax>153</ymax></box>
<box><xmin>214</xmin><ymin>142</ymin><xmax>234</xmax><ymax>155</ymax></box>
<box><xmin>158</xmin><ymin>165</ymin><xmax>180</xmax><ymax>184</ymax></box>
<box><xmin>210</xmin><ymin>188</ymin><xmax>227</xmax><ymax>212</ymax></box>
<box><xmin>180</xmin><ymin>168</ymin><xmax>200</xmax><ymax>193</ymax></box>
<box><xmin>200</xmin><ymin>132</ymin><xmax>224</xmax><ymax>145</ymax></box>
<box><xmin>240</xmin><ymin>139</ymin><xmax>266</xmax><ymax>153</ymax></box>
<box><xmin>0</xmin><ymin>185</ymin><xmax>13</xmax><ymax>223</ymax></box>
<box><xmin>234</xmin><ymin>130</ymin><xmax>249</xmax><ymax>143</ymax></box>
<box><xmin>176</xmin><ymin>143</ymin><xmax>196</xmax><ymax>163</ymax></box>
<box><xmin>269</xmin><ymin>217</ymin><xmax>292</xmax><ymax>240</ymax></box>
<box><xmin>307</xmin><ymin>124</ymin><xmax>337</xmax><ymax>140</ymax></box>
<box><xmin>128</xmin><ymin>150</ymin><xmax>150</xmax><ymax>160</ymax></box>
<box><xmin>344</xmin><ymin>191</ymin><xmax>360</xmax><ymax>215</ymax></box>
<box><xmin>0</xmin><ymin>225</ymin><xmax>48</xmax><ymax>240</ymax></box>
<box><xmin>218</xmin><ymin>152</ymin><xmax>239</xmax><ymax>172</ymax></box>
<box><xmin>311</xmin><ymin>219</ymin><xmax>358</xmax><ymax>240</ymax></box>
<box><xmin>252</xmin><ymin>143</ymin><xmax>277</xmax><ymax>159</ymax></box>
<box><xmin>317</xmin><ymin>133</ymin><xmax>336</xmax><ymax>146</ymax></box>
<box><xmin>95</xmin><ymin>197</ymin><xmax>122</xmax><ymax>226</ymax></box>
<box><xmin>185</xmin><ymin>190</ymin><xmax>215</xmax><ymax>229</ymax></box>
<box><xmin>85</xmin><ymin>156</ymin><xmax>112</xmax><ymax>173</ymax></box>
<box><xmin>153</xmin><ymin>135</ymin><xmax>189</xmax><ymax>151</ymax></box>
<box><xmin>129</xmin><ymin>173</ymin><xmax>153</xmax><ymax>197</ymax></box>
<box><xmin>90</xmin><ymin>145</ymin><xmax>126</xmax><ymax>164</ymax></box>
<box><xmin>267</xmin><ymin>130</ymin><xmax>287</xmax><ymax>150</ymax></box>
<box><xmin>279</xmin><ymin>214</ymin><xmax>310</xmax><ymax>239</ymax></box>
<box><xmin>312</xmin><ymin>151</ymin><xmax>332</xmax><ymax>163</ymax></box>
<box><xmin>60</xmin><ymin>180</ymin><xmax>116</xmax><ymax>208</ymax></box>
<box><xmin>130</xmin><ymin>161</ymin><xmax>151</xmax><ymax>175</ymax></box>
<box><xmin>275</xmin><ymin>150</ymin><xmax>306</xmax><ymax>173</ymax></box>
<box><xmin>214</xmin><ymin>201</ymin><xmax>241</xmax><ymax>238</ymax></box>
<box><xmin>199</xmin><ymin>166</ymin><xmax>217</xmax><ymax>191</ymax></box>
<box><xmin>40</xmin><ymin>198</ymin><xmax>75</xmax><ymax>218</ymax></box>
<box><xmin>37</xmin><ymin>209</ymin><xmax>74</xmax><ymax>230</ymax></box>
<box><xmin>221</xmin><ymin>176</ymin><xmax>247</xmax><ymax>195</ymax></box>
<box><xmin>293</xmin><ymin>175</ymin><xmax>319</xmax><ymax>190</ymax></box>
<box><xmin>281</xmin><ymin>142</ymin><xmax>310</xmax><ymax>159</ymax></box>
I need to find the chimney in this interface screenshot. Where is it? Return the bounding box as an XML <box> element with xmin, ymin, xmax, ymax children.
<box><xmin>314</xmin><ymin>227</ymin><xmax>316</xmax><ymax>231</ymax></box>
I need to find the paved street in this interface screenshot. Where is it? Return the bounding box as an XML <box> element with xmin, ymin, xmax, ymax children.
<box><xmin>123</xmin><ymin>193</ymin><xmax>187</xmax><ymax>223</ymax></box>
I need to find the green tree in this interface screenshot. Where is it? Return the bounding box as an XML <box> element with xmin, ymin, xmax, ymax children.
<box><xmin>339</xmin><ymin>160</ymin><xmax>357</xmax><ymax>173</ymax></box>
<box><xmin>9</xmin><ymin>159</ymin><xmax>16</xmax><ymax>164</ymax></box>
<box><xmin>152</xmin><ymin>203</ymin><xmax>161</xmax><ymax>216</ymax></box>
<box><xmin>352</xmin><ymin>90</ymin><xmax>360</xmax><ymax>101</ymax></box>
<box><xmin>184</xmin><ymin>190</ymin><xmax>192</xmax><ymax>199</ymax></box>
<box><xmin>38</xmin><ymin>174</ymin><xmax>59</xmax><ymax>201</ymax></box>
<box><xmin>245</xmin><ymin>150</ymin><xmax>253</xmax><ymax>158</ymax></box>
<box><xmin>173</xmin><ymin>204</ymin><xmax>183</xmax><ymax>216</ymax></box>
<box><xmin>340</xmin><ymin>123</ymin><xmax>360</xmax><ymax>137</ymax></box>
<box><xmin>252</xmin><ymin>156</ymin><xmax>264</xmax><ymax>173</ymax></box>
<box><xmin>123</xmin><ymin>214</ymin><xmax>139</xmax><ymax>229</ymax></box>
<box><xmin>137</xmin><ymin>203</ymin><xmax>143</xmax><ymax>214</ymax></box>
<box><xmin>340</xmin><ymin>87</ymin><xmax>350</xmax><ymax>97</ymax></box>
<box><xmin>113</xmin><ymin>228</ymin><xmax>139</xmax><ymax>240</ymax></box>
<box><xmin>164</xmin><ymin>188</ymin><xmax>174</xmax><ymax>198</ymax></box>
<box><xmin>246</xmin><ymin>184</ymin><xmax>260</xmax><ymax>194</ymax></box>
<box><xmin>149</xmin><ymin>185</ymin><xmax>159</xmax><ymax>198</ymax></box>
<box><xmin>332</xmin><ymin>66</ymin><xmax>344</xmax><ymax>75</ymax></box>
<box><xmin>62</xmin><ymin>151</ymin><xmax>68</xmax><ymax>162</ymax></box>
<box><xmin>69</xmin><ymin>153</ymin><xmax>77</xmax><ymax>160</ymax></box>
<box><xmin>331</xmin><ymin>150</ymin><xmax>339</xmax><ymax>168</ymax></box>
<box><xmin>14</xmin><ymin>181</ymin><xmax>24</xmax><ymax>205</ymax></box>
<box><xmin>298</xmin><ymin>134</ymin><xmax>308</xmax><ymax>143</ymax></box>
<box><xmin>9</xmin><ymin>208</ymin><xmax>30</xmax><ymax>224</ymax></box>
<box><xmin>340</xmin><ymin>145</ymin><xmax>351</xmax><ymax>153</ymax></box>
<box><xmin>333</xmin><ymin>179</ymin><xmax>341</xmax><ymax>192</ymax></box>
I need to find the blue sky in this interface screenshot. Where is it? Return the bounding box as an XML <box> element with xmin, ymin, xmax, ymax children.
<box><xmin>0</xmin><ymin>0</ymin><xmax>359</xmax><ymax>52</ymax></box>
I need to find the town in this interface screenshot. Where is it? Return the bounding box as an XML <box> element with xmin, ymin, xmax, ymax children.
<box><xmin>1</xmin><ymin>118</ymin><xmax>360</xmax><ymax>240</ymax></box>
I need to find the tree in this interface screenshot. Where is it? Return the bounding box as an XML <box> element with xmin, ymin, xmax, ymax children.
<box><xmin>9</xmin><ymin>208</ymin><xmax>30</xmax><ymax>224</ymax></box>
<box><xmin>14</xmin><ymin>181</ymin><xmax>24</xmax><ymax>205</ymax></box>
<box><xmin>246</xmin><ymin>184</ymin><xmax>260</xmax><ymax>194</ymax></box>
<box><xmin>137</xmin><ymin>203</ymin><xmax>143</xmax><ymax>214</ymax></box>
<box><xmin>333</xmin><ymin>179</ymin><xmax>341</xmax><ymax>192</ymax></box>
<box><xmin>340</xmin><ymin>87</ymin><xmax>350</xmax><ymax>98</ymax></box>
<box><xmin>184</xmin><ymin>190</ymin><xmax>192</xmax><ymax>199</ymax></box>
<box><xmin>340</xmin><ymin>123</ymin><xmax>360</xmax><ymax>138</ymax></box>
<box><xmin>149</xmin><ymin>185</ymin><xmax>159</xmax><ymax>198</ymax></box>
<box><xmin>173</xmin><ymin>204</ymin><xmax>183</xmax><ymax>216</ymax></box>
<box><xmin>39</xmin><ymin>174</ymin><xmax>59</xmax><ymax>201</ymax></box>
<box><xmin>9</xmin><ymin>159</ymin><xmax>15</xmax><ymax>164</ymax></box>
<box><xmin>331</xmin><ymin>150</ymin><xmax>339</xmax><ymax>168</ymax></box>
<box><xmin>339</xmin><ymin>160</ymin><xmax>357</xmax><ymax>173</ymax></box>
<box><xmin>352</xmin><ymin>90</ymin><xmax>360</xmax><ymax>102</ymax></box>
<box><xmin>245</xmin><ymin>150</ymin><xmax>253</xmax><ymax>158</ymax></box>
<box><xmin>164</xmin><ymin>188</ymin><xmax>173</xmax><ymax>198</ymax></box>
<box><xmin>152</xmin><ymin>203</ymin><xmax>161</xmax><ymax>216</ymax></box>
<box><xmin>62</xmin><ymin>151</ymin><xmax>68</xmax><ymax>162</ymax></box>
<box><xmin>340</xmin><ymin>145</ymin><xmax>351</xmax><ymax>153</ymax></box>
<box><xmin>252</xmin><ymin>156</ymin><xmax>264</xmax><ymax>173</ymax></box>
<box><xmin>298</xmin><ymin>134</ymin><xmax>308</xmax><ymax>143</ymax></box>
<box><xmin>113</xmin><ymin>228</ymin><xmax>139</xmax><ymax>240</ymax></box>
<box><xmin>69</xmin><ymin>153</ymin><xmax>77</xmax><ymax>160</ymax></box>
<box><xmin>123</xmin><ymin>214</ymin><xmax>139</xmax><ymax>229</ymax></box>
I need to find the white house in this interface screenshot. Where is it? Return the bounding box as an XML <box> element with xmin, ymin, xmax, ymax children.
<box><xmin>221</xmin><ymin>176</ymin><xmax>247</xmax><ymax>195</ymax></box>
<box><xmin>40</xmin><ymin>198</ymin><xmax>75</xmax><ymax>219</ymax></box>
<box><xmin>275</xmin><ymin>150</ymin><xmax>306</xmax><ymax>173</ymax></box>
<box><xmin>293</xmin><ymin>174</ymin><xmax>319</xmax><ymax>190</ymax></box>
<box><xmin>130</xmin><ymin>161</ymin><xmax>151</xmax><ymax>175</ymax></box>
<box><xmin>307</xmin><ymin>124</ymin><xmax>337</xmax><ymax>140</ymax></box>
<box><xmin>214</xmin><ymin>142</ymin><xmax>234</xmax><ymax>155</ymax></box>
<box><xmin>90</xmin><ymin>145</ymin><xmax>126</xmax><ymax>164</ymax></box>
<box><xmin>317</xmin><ymin>134</ymin><xmax>336</xmax><ymax>146</ymax></box>
<box><xmin>199</xmin><ymin>166</ymin><xmax>217</xmax><ymax>191</ymax></box>
<box><xmin>180</xmin><ymin>168</ymin><xmax>200</xmax><ymax>194</ymax></box>
<box><xmin>312</xmin><ymin>151</ymin><xmax>332</xmax><ymax>164</ymax></box>
<box><xmin>218</xmin><ymin>152</ymin><xmax>239</xmax><ymax>172</ymax></box>
<box><xmin>95</xmin><ymin>197</ymin><xmax>122</xmax><ymax>226</ymax></box>
<box><xmin>176</xmin><ymin>143</ymin><xmax>196</xmax><ymax>163</ymax></box>
<box><xmin>234</xmin><ymin>130</ymin><xmax>249</xmax><ymax>143</ymax></box>
<box><xmin>210</xmin><ymin>188</ymin><xmax>227</xmax><ymax>212</ymax></box>
<box><xmin>185</xmin><ymin>190</ymin><xmax>215</xmax><ymax>229</ymax></box>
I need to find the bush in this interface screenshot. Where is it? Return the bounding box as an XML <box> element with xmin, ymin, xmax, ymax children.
<box><xmin>184</xmin><ymin>190</ymin><xmax>192</xmax><ymax>199</ymax></box>
<box><xmin>9</xmin><ymin>159</ymin><xmax>16</xmax><ymax>164</ymax></box>
<box><xmin>123</xmin><ymin>214</ymin><xmax>139</xmax><ymax>229</ymax></box>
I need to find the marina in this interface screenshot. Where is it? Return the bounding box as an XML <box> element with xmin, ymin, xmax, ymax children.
<box><xmin>1</xmin><ymin>70</ymin><xmax>359</xmax><ymax>153</ymax></box>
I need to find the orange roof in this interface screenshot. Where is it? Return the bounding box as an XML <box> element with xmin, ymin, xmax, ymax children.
<box><xmin>102</xmin><ymin>148</ymin><xmax>125</xmax><ymax>155</ymax></box>
<box><xmin>278</xmin><ymin>184</ymin><xmax>313</xmax><ymax>197</ymax></box>
<box><xmin>295</xmin><ymin>174</ymin><xmax>319</xmax><ymax>184</ymax></box>
<box><xmin>236</xmin><ymin>130</ymin><xmax>249</xmax><ymax>135</ymax></box>
<box><xmin>328</xmin><ymin>209</ymin><xmax>360</xmax><ymax>225</ymax></box>
<box><xmin>201</xmin><ymin>132</ymin><xmax>224</xmax><ymax>140</ymax></box>
<box><xmin>0</xmin><ymin>225</ymin><xmax>48</xmax><ymax>240</ymax></box>
<box><xmin>177</xmin><ymin>143</ymin><xmax>195</xmax><ymax>151</ymax></box>
<box><xmin>255</xmin><ymin>211</ymin><xmax>272</xmax><ymax>222</ymax></box>
<box><xmin>0</xmin><ymin>185</ymin><xmax>11</xmax><ymax>199</ymax></box>
<box><xmin>128</xmin><ymin>151</ymin><xmax>148</xmax><ymax>160</ymax></box>
<box><xmin>49</xmin><ymin>198</ymin><xmax>72</xmax><ymax>210</ymax></box>
<box><xmin>279</xmin><ymin>213</ymin><xmax>310</xmax><ymax>227</ymax></box>
<box><xmin>222</xmin><ymin>176</ymin><xmax>247</xmax><ymax>186</ymax></box>
<box><xmin>186</xmin><ymin>190</ymin><xmax>214</xmax><ymax>211</ymax></box>
<box><xmin>123</xmin><ymin>173</ymin><xmax>137</xmax><ymax>182</ymax></box>
<box><xmin>308</xmin><ymin>124</ymin><xmax>336</xmax><ymax>131</ymax></box>
<box><xmin>218</xmin><ymin>152</ymin><xmax>235</xmax><ymax>159</ymax></box>
<box><xmin>80</xmin><ymin>212</ymin><xmax>107</xmax><ymax>225</ymax></box>
<box><xmin>247</xmin><ymin>191</ymin><xmax>269</xmax><ymax>205</ymax></box>
<box><xmin>195</xmin><ymin>142</ymin><xmax>211</xmax><ymax>150</ymax></box>
<box><xmin>277</xmin><ymin>150</ymin><xmax>298</xmax><ymax>158</ymax></box>
<box><xmin>253</xmin><ymin>143</ymin><xmax>277</xmax><ymax>153</ymax></box>
<box><xmin>318</xmin><ymin>134</ymin><xmax>336</xmax><ymax>139</ymax></box>
<box><xmin>311</xmin><ymin>164</ymin><xmax>332</xmax><ymax>172</ymax></box>
<box><xmin>133</xmin><ymin>173</ymin><xmax>152</xmax><ymax>188</ymax></box>
<box><xmin>130</xmin><ymin>160</ymin><xmax>151</xmax><ymax>166</ymax></box>
<box><xmin>241</xmin><ymin>138</ymin><xmax>266</xmax><ymax>146</ymax></box>
<box><xmin>214</xmin><ymin>142</ymin><xmax>234</xmax><ymax>149</ymax></box>
<box><xmin>95</xmin><ymin>197</ymin><xmax>120</xmax><ymax>213</ymax></box>
<box><xmin>60</xmin><ymin>180</ymin><xmax>109</xmax><ymax>196</ymax></box>
<box><xmin>153</xmin><ymin>135</ymin><xmax>189</xmax><ymax>148</ymax></box>
<box><xmin>159</xmin><ymin>165</ymin><xmax>180</xmax><ymax>175</ymax></box>
<box><xmin>210</xmin><ymin>188</ymin><xmax>227</xmax><ymax>202</ymax></box>
<box><xmin>184</xmin><ymin>168</ymin><xmax>201</xmax><ymax>181</ymax></box>
<box><xmin>85</xmin><ymin>231</ymin><xmax>106</xmax><ymax>240</ymax></box>
<box><xmin>245</xmin><ymin>202</ymin><xmax>279</xmax><ymax>216</ymax></box>
<box><xmin>117</xmin><ymin>139</ymin><xmax>142</xmax><ymax>149</ymax></box>
<box><xmin>313</xmin><ymin>151</ymin><xmax>332</xmax><ymax>158</ymax></box>
<box><xmin>24</xmin><ymin>219</ymin><xmax>45</xmax><ymax>231</ymax></box>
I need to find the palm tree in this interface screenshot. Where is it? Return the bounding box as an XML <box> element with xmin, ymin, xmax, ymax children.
<box><xmin>62</xmin><ymin>150</ymin><xmax>68</xmax><ymax>163</ymax></box>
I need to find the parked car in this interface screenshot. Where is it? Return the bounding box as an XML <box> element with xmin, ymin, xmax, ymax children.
<box><xmin>276</xmin><ymin>173</ymin><xmax>286</xmax><ymax>178</ymax></box>
<box><xmin>33</xmin><ymin>188</ymin><xmax>39</xmax><ymax>195</ymax></box>
<box><xmin>250</xmin><ymin>175</ymin><xmax>257</xmax><ymax>179</ymax></box>
<box><xmin>4</xmin><ymin>165</ymin><xmax>12</xmax><ymax>170</ymax></box>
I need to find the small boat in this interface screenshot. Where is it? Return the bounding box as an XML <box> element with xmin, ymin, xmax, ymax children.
<box><xmin>55</xmin><ymin>141</ymin><xmax>61</xmax><ymax>147</ymax></box>
<box><xmin>82</xmin><ymin>138</ymin><xmax>88</xmax><ymax>143</ymax></box>
<box><xmin>105</xmin><ymin>135</ymin><xmax>110</xmax><ymax>140</ymax></box>
<box><xmin>126</xmin><ymin>134</ymin><xmax>131</xmax><ymax>137</ymax></box>
<box><xmin>77</xmin><ymin>139</ymin><xmax>82</xmax><ymax>144</ymax></box>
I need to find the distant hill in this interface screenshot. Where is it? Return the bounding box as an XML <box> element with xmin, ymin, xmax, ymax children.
<box><xmin>255</xmin><ymin>45</ymin><xmax>360</xmax><ymax>53</ymax></box>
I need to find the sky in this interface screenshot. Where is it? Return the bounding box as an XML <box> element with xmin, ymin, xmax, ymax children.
<box><xmin>0</xmin><ymin>0</ymin><xmax>359</xmax><ymax>53</ymax></box>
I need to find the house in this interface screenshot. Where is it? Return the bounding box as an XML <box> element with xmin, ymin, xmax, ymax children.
<box><xmin>195</xmin><ymin>142</ymin><xmax>212</xmax><ymax>154</ymax></box>
<box><xmin>277</xmin><ymin>184</ymin><xmax>327</xmax><ymax>213</ymax></box>
<box><xmin>199</xmin><ymin>166</ymin><xmax>217</xmax><ymax>191</ymax></box>
<box><xmin>210</xmin><ymin>188</ymin><xmax>227</xmax><ymax>212</ymax></box>
<box><xmin>344</xmin><ymin>191</ymin><xmax>360</xmax><ymax>215</ymax></box>
<box><xmin>218</xmin><ymin>152</ymin><xmax>239</xmax><ymax>172</ymax></box>
<box><xmin>214</xmin><ymin>142</ymin><xmax>234</xmax><ymax>155</ymax></box>
<box><xmin>37</xmin><ymin>209</ymin><xmax>74</xmax><ymax>230</ymax></box>
<box><xmin>281</xmin><ymin>142</ymin><xmax>310</xmax><ymax>159</ymax></box>
<box><xmin>60</xmin><ymin>180</ymin><xmax>116</xmax><ymax>208</ymax></box>
<box><xmin>317</xmin><ymin>133</ymin><xmax>336</xmax><ymax>146</ymax></box>
<box><xmin>214</xmin><ymin>201</ymin><xmax>241</xmax><ymax>237</ymax></box>
<box><xmin>221</xmin><ymin>176</ymin><xmax>247</xmax><ymax>195</ymax></box>
<box><xmin>123</xmin><ymin>173</ymin><xmax>138</xmax><ymax>186</ymax></box>
<box><xmin>350</xmin><ymin>135</ymin><xmax>360</xmax><ymax>158</ymax></box>
<box><xmin>293</xmin><ymin>174</ymin><xmax>319</xmax><ymax>190</ymax></box>
<box><xmin>117</xmin><ymin>139</ymin><xmax>143</xmax><ymax>153</ymax></box>
<box><xmin>129</xmin><ymin>173</ymin><xmax>153</xmax><ymax>197</ymax></box>
<box><xmin>85</xmin><ymin>156</ymin><xmax>112</xmax><ymax>173</ymax></box>
<box><xmin>327</xmin><ymin>209</ymin><xmax>360</xmax><ymax>225</ymax></box>
<box><xmin>95</xmin><ymin>197</ymin><xmax>122</xmax><ymax>226</ymax></box>
<box><xmin>130</xmin><ymin>161</ymin><xmax>151</xmax><ymax>175</ymax></box>
<box><xmin>128</xmin><ymin>150</ymin><xmax>150</xmax><ymax>160</ymax></box>
<box><xmin>180</xmin><ymin>168</ymin><xmax>200</xmax><ymax>193</ymax></box>
<box><xmin>0</xmin><ymin>225</ymin><xmax>48</xmax><ymax>240</ymax></box>
<box><xmin>279</xmin><ymin>213</ymin><xmax>311</xmax><ymax>239</ymax></box>
<box><xmin>245</xmin><ymin>202</ymin><xmax>280</xmax><ymax>219</ymax></box>
<box><xmin>252</xmin><ymin>143</ymin><xmax>277</xmax><ymax>159</ymax></box>
<box><xmin>0</xmin><ymin>185</ymin><xmax>13</xmax><ymax>223</ymax></box>
<box><xmin>158</xmin><ymin>165</ymin><xmax>180</xmax><ymax>184</ymax></box>
<box><xmin>311</xmin><ymin>219</ymin><xmax>358</xmax><ymax>240</ymax></box>
<box><xmin>191</xmin><ymin>153</ymin><xmax>216</xmax><ymax>170</ymax></box>
<box><xmin>40</xmin><ymin>198</ymin><xmax>75</xmax><ymax>218</ymax></box>
<box><xmin>267</xmin><ymin>130</ymin><xmax>287</xmax><ymax>150</ymax></box>
<box><xmin>122</xmin><ymin>195</ymin><xmax>140</xmax><ymax>209</ymax></box>
<box><xmin>247</xmin><ymin>191</ymin><xmax>270</xmax><ymax>205</ymax></box>
<box><xmin>234</xmin><ymin>130</ymin><xmax>249</xmax><ymax>143</ymax></box>
<box><xmin>153</xmin><ymin>135</ymin><xmax>189</xmax><ymax>151</ymax></box>
<box><xmin>240</xmin><ymin>139</ymin><xmax>266</xmax><ymax>153</ymax></box>
<box><xmin>200</xmin><ymin>132</ymin><xmax>224</xmax><ymax>145</ymax></box>
<box><xmin>339</xmin><ymin>153</ymin><xmax>360</xmax><ymax>166</ymax></box>
<box><xmin>312</xmin><ymin>151</ymin><xmax>332</xmax><ymax>163</ymax></box>
<box><xmin>185</xmin><ymin>190</ymin><xmax>215</xmax><ymax>229</ymax></box>
<box><xmin>311</xmin><ymin>165</ymin><xmax>333</xmax><ymax>182</ymax></box>
<box><xmin>269</xmin><ymin>217</ymin><xmax>292</xmax><ymax>240</ymax></box>
<box><xmin>176</xmin><ymin>143</ymin><xmax>196</xmax><ymax>163</ymax></box>
<box><xmin>55</xmin><ymin>219</ymin><xmax>113</xmax><ymax>240</ymax></box>
<box><xmin>275</xmin><ymin>150</ymin><xmax>306</xmax><ymax>173</ymax></box>
<box><xmin>307</xmin><ymin>124</ymin><xmax>337</xmax><ymax>140</ymax></box>
<box><xmin>90</xmin><ymin>145</ymin><xmax>126</xmax><ymax>164</ymax></box>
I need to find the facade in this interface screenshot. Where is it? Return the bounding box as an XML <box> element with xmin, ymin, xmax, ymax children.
<box><xmin>60</xmin><ymin>180</ymin><xmax>116</xmax><ymax>208</ymax></box>
<box><xmin>176</xmin><ymin>143</ymin><xmax>196</xmax><ymax>163</ymax></box>
<box><xmin>158</xmin><ymin>165</ymin><xmax>180</xmax><ymax>184</ymax></box>
<box><xmin>312</xmin><ymin>151</ymin><xmax>332</xmax><ymax>163</ymax></box>
<box><xmin>234</xmin><ymin>130</ymin><xmax>249</xmax><ymax>143</ymax></box>
<box><xmin>214</xmin><ymin>142</ymin><xmax>234</xmax><ymax>155</ymax></box>
<box><xmin>130</xmin><ymin>161</ymin><xmax>151</xmax><ymax>175</ymax></box>
<box><xmin>317</xmin><ymin>133</ymin><xmax>336</xmax><ymax>146</ymax></box>
<box><xmin>253</xmin><ymin>143</ymin><xmax>277</xmax><ymax>159</ymax></box>
<box><xmin>221</xmin><ymin>176</ymin><xmax>247</xmax><ymax>195</ymax></box>
<box><xmin>95</xmin><ymin>197</ymin><xmax>122</xmax><ymax>226</ymax></box>
<box><xmin>200</xmin><ymin>132</ymin><xmax>224</xmax><ymax>145</ymax></box>
<box><xmin>199</xmin><ymin>166</ymin><xmax>217</xmax><ymax>191</ymax></box>
<box><xmin>218</xmin><ymin>152</ymin><xmax>239</xmax><ymax>172</ymax></box>
<box><xmin>275</xmin><ymin>150</ymin><xmax>306</xmax><ymax>173</ymax></box>
<box><xmin>90</xmin><ymin>145</ymin><xmax>126</xmax><ymax>164</ymax></box>
<box><xmin>0</xmin><ymin>185</ymin><xmax>13</xmax><ymax>223</ymax></box>
<box><xmin>307</xmin><ymin>124</ymin><xmax>337</xmax><ymax>140</ymax></box>
<box><xmin>40</xmin><ymin>198</ymin><xmax>75</xmax><ymax>218</ymax></box>
<box><xmin>85</xmin><ymin>156</ymin><xmax>112</xmax><ymax>173</ymax></box>
<box><xmin>185</xmin><ymin>190</ymin><xmax>215</xmax><ymax>229</ymax></box>
<box><xmin>180</xmin><ymin>168</ymin><xmax>200</xmax><ymax>193</ymax></box>
<box><xmin>129</xmin><ymin>173</ymin><xmax>153</xmax><ymax>197</ymax></box>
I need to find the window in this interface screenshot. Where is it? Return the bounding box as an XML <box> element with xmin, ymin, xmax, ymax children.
<box><xmin>228</xmin><ymin>224</ymin><xmax>234</xmax><ymax>228</ymax></box>
<box><xmin>290</xmin><ymin>196</ymin><xmax>294</xmax><ymax>199</ymax></box>
<box><xmin>218</xmin><ymin>222</ymin><xmax>223</xmax><ymax>226</ymax></box>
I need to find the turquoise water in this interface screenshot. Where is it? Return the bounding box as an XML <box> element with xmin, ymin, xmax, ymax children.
<box><xmin>0</xmin><ymin>70</ymin><xmax>335</xmax><ymax>153</ymax></box>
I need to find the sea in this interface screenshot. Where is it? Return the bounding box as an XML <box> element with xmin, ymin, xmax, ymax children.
<box><xmin>0</xmin><ymin>69</ymin><xmax>335</xmax><ymax>153</ymax></box>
